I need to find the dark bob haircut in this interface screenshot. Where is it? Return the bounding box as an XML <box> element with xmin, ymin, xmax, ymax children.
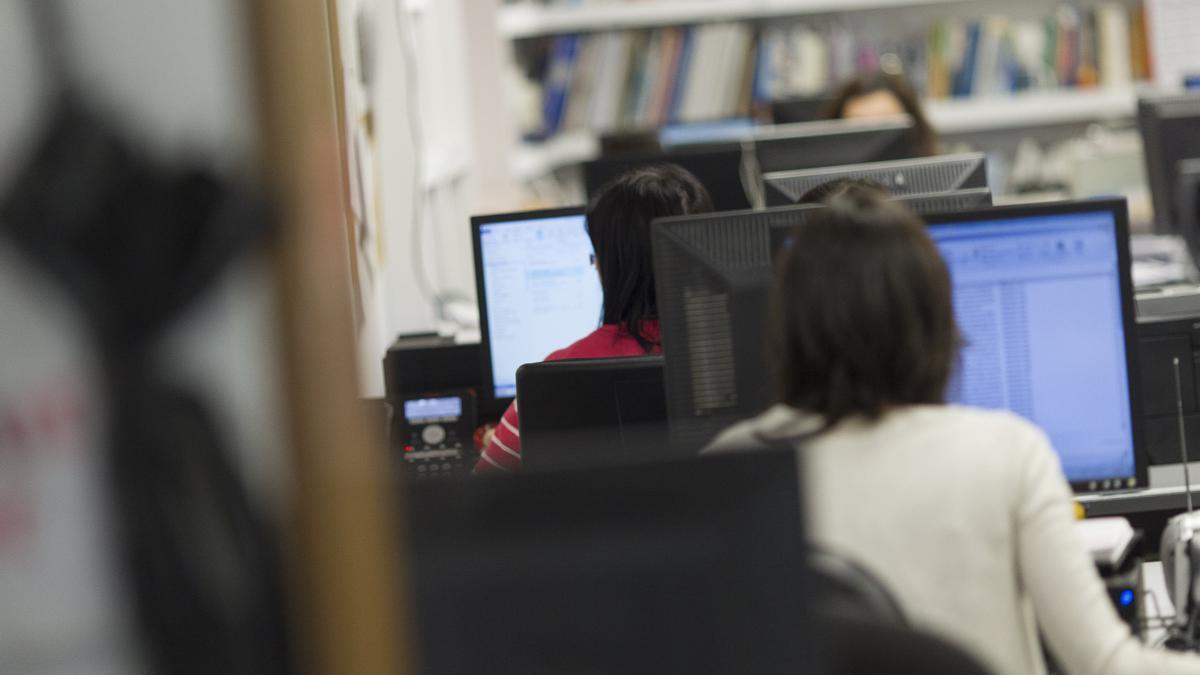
<box><xmin>821</xmin><ymin>70</ymin><xmax>939</xmax><ymax>157</ymax></box>
<box><xmin>797</xmin><ymin>176</ymin><xmax>889</xmax><ymax>205</ymax></box>
<box><xmin>769</xmin><ymin>187</ymin><xmax>959</xmax><ymax>429</ymax></box>
<box><xmin>588</xmin><ymin>164</ymin><xmax>714</xmax><ymax>351</ymax></box>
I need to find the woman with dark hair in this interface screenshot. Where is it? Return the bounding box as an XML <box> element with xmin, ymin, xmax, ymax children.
<box><xmin>474</xmin><ymin>164</ymin><xmax>713</xmax><ymax>474</ymax></box>
<box><xmin>708</xmin><ymin>188</ymin><xmax>1200</xmax><ymax>674</ymax></box>
<box><xmin>822</xmin><ymin>69</ymin><xmax>940</xmax><ymax>157</ymax></box>
<box><xmin>795</xmin><ymin>176</ymin><xmax>889</xmax><ymax>205</ymax></box>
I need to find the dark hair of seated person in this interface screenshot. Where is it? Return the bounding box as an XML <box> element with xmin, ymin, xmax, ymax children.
<box><xmin>797</xmin><ymin>177</ymin><xmax>890</xmax><ymax>205</ymax></box>
<box><xmin>821</xmin><ymin>70</ymin><xmax>939</xmax><ymax>157</ymax></box>
<box><xmin>769</xmin><ymin>187</ymin><xmax>960</xmax><ymax>431</ymax></box>
<box><xmin>588</xmin><ymin>163</ymin><xmax>714</xmax><ymax>352</ymax></box>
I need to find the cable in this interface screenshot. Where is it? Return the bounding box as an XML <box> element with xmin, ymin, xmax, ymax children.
<box><xmin>392</xmin><ymin>0</ymin><xmax>439</xmax><ymax>313</ymax></box>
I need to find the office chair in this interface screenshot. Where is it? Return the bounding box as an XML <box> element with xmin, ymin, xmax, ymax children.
<box><xmin>810</xmin><ymin>546</ymin><xmax>907</xmax><ymax>626</ymax></box>
<box><xmin>516</xmin><ymin>355</ymin><xmax>677</xmax><ymax>472</ymax></box>
<box><xmin>821</xmin><ymin>615</ymin><xmax>995</xmax><ymax>674</ymax></box>
<box><xmin>808</xmin><ymin>549</ymin><xmax>994</xmax><ymax>673</ymax></box>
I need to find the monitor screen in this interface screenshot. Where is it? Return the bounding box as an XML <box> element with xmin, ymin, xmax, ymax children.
<box><xmin>474</xmin><ymin>209</ymin><xmax>603</xmax><ymax>400</ymax></box>
<box><xmin>926</xmin><ymin>205</ymin><xmax>1140</xmax><ymax>489</ymax></box>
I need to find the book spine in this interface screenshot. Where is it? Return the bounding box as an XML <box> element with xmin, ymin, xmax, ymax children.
<box><xmin>667</xmin><ymin>26</ymin><xmax>694</xmax><ymax>123</ymax></box>
<box><xmin>541</xmin><ymin>34</ymin><xmax>579</xmax><ymax>135</ymax></box>
<box><xmin>954</xmin><ymin>21</ymin><xmax>982</xmax><ymax>97</ymax></box>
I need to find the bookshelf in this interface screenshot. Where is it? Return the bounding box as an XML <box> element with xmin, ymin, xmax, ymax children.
<box><xmin>512</xmin><ymin>86</ymin><xmax>1139</xmax><ymax>179</ymax></box>
<box><xmin>927</xmin><ymin>86</ymin><xmax>1137</xmax><ymax>134</ymax></box>
<box><xmin>499</xmin><ymin>0</ymin><xmax>964</xmax><ymax>40</ymax></box>
<box><xmin>513</xmin><ymin>129</ymin><xmax>599</xmax><ymax>181</ymax></box>
<box><xmin>498</xmin><ymin>0</ymin><xmax>1152</xmax><ymax>183</ymax></box>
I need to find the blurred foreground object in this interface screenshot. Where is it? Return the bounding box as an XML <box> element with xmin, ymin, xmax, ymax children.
<box><xmin>0</xmin><ymin>0</ymin><xmax>411</xmax><ymax>673</ymax></box>
<box><xmin>1</xmin><ymin>87</ymin><xmax>287</xmax><ymax>675</ymax></box>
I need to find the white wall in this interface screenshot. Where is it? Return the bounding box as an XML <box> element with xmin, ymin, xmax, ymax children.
<box><xmin>337</xmin><ymin>0</ymin><xmax>514</xmax><ymax>396</ymax></box>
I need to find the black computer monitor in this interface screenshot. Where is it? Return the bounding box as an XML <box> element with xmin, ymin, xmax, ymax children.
<box><xmin>1137</xmin><ymin>92</ymin><xmax>1200</xmax><ymax>232</ymax></box>
<box><xmin>762</xmin><ymin>153</ymin><xmax>989</xmax><ymax>207</ymax></box>
<box><xmin>516</xmin><ymin>355</ymin><xmax>671</xmax><ymax>472</ymax></box>
<box><xmin>583</xmin><ymin>143</ymin><xmax>753</xmax><ymax>212</ymax></box>
<box><xmin>652</xmin><ymin>210</ymin><xmax>775</xmax><ymax>449</ymax></box>
<box><xmin>924</xmin><ymin>199</ymin><xmax>1146</xmax><ymax>492</ymax></box>
<box><xmin>403</xmin><ymin>450</ymin><xmax>811</xmax><ymax>675</ymax></box>
<box><xmin>770</xmin><ymin>95</ymin><xmax>836</xmax><ymax>125</ymax></box>
<box><xmin>653</xmin><ymin>198</ymin><xmax>1146</xmax><ymax>492</ymax></box>
<box><xmin>471</xmin><ymin>207</ymin><xmax>600</xmax><ymax>405</ymax></box>
<box><xmin>752</xmin><ymin>117</ymin><xmax>915</xmax><ymax>175</ymax></box>
<box><xmin>583</xmin><ymin>117</ymin><xmax>917</xmax><ymax>213</ymax></box>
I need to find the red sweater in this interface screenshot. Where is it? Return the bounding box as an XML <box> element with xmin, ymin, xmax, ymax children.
<box><xmin>473</xmin><ymin>322</ymin><xmax>660</xmax><ymax>474</ymax></box>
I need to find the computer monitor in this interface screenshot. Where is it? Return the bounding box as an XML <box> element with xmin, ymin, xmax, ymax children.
<box><xmin>584</xmin><ymin>117</ymin><xmax>917</xmax><ymax>213</ymax></box>
<box><xmin>923</xmin><ymin>199</ymin><xmax>1146</xmax><ymax>492</ymax></box>
<box><xmin>471</xmin><ymin>207</ymin><xmax>601</xmax><ymax>403</ymax></box>
<box><xmin>654</xmin><ymin>198</ymin><xmax>1146</xmax><ymax>492</ymax></box>
<box><xmin>652</xmin><ymin>210</ymin><xmax>776</xmax><ymax>450</ymax></box>
<box><xmin>752</xmin><ymin>116</ymin><xmax>915</xmax><ymax>175</ymax></box>
<box><xmin>583</xmin><ymin>143</ymin><xmax>753</xmax><ymax>212</ymax></box>
<box><xmin>516</xmin><ymin>355</ymin><xmax>671</xmax><ymax>472</ymax></box>
<box><xmin>403</xmin><ymin>450</ymin><xmax>811</xmax><ymax>675</ymax></box>
<box><xmin>762</xmin><ymin>153</ymin><xmax>989</xmax><ymax>207</ymax></box>
<box><xmin>770</xmin><ymin>95</ymin><xmax>836</xmax><ymax>125</ymax></box>
<box><xmin>1137</xmin><ymin>92</ymin><xmax>1200</xmax><ymax>232</ymax></box>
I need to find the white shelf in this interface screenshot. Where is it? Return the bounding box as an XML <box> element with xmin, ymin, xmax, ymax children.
<box><xmin>499</xmin><ymin>0</ymin><xmax>963</xmax><ymax>39</ymax></box>
<box><xmin>510</xmin><ymin>87</ymin><xmax>1140</xmax><ymax>179</ymax></box>
<box><xmin>926</xmin><ymin>87</ymin><xmax>1137</xmax><ymax>135</ymax></box>
<box><xmin>512</xmin><ymin>129</ymin><xmax>599</xmax><ymax>180</ymax></box>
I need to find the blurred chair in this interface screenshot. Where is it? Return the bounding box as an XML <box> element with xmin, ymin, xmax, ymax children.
<box><xmin>810</xmin><ymin>546</ymin><xmax>907</xmax><ymax>625</ymax></box>
<box><xmin>516</xmin><ymin>355</ymin><xmax>676</xmax><ymax>472</ymax></box>
<box><xmin>809</xmin><ymin>548</ymin><xmax>995</xmax><ymax>674</ymax></box>
<box><xmin>822</xmin><ymin>615</ymin><xmax>995</xmax><ymax>674</ymax></box>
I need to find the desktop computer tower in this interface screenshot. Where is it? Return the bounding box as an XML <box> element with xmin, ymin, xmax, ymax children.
<box><xmin>383</xmin><ymin>333</ymin><xmax>482</xmax><ymax>398</ymax></box>
<box><xmin>1136</xmin><ymin>288</ymin><xmax>1200</xmax><ymax>465</ymax></box>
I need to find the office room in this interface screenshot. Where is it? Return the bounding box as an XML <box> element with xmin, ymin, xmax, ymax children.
<box><xmin>5</xmin><ymin>0</ymin><xmax>1200</xmax><ymax>672</ymax></box>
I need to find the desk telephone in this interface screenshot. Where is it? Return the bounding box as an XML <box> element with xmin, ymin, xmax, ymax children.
<box><xmin>396</xmin><ymin>390</ymin><xmax>478</xmax><ymax>480</ymax></box>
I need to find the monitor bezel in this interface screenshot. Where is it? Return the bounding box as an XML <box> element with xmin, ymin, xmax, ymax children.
<box><xmin>470</xmin><ymin>205</ymin><xmax>590</xmax><ymax>410</ymax></box>
<box><xmin>922</xmin><ymin>198</ymin><xmax>1147</xmax><ymax>494</ymax></box>
<box><xmin>761</xmin><ymin>152</ymin><xmax>988</xmax><ymax>206</ymax></box>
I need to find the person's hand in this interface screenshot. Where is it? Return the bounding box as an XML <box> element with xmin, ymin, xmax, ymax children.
<box><xmin>474</xmin><ymin>423</ymin><xmax>497</xmax><ymax>451</ymax></box>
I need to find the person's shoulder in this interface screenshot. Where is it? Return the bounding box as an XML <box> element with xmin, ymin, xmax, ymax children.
<box><xmin>906</xmin><ymin>405</ymin><xmax>1054</xmax><ymax>459</ymax></box>
<box><xmin>704</xmin><ymin>405</ymin><xmax>817</xmax><ymax>454</ymax></box>
<box><xmin>545</xmin><ymin>326</ymin><xmax>618</xmax><ymax>361</ymax></box>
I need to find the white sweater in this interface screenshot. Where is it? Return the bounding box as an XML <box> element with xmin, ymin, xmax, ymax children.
<box><xmin>707</xmin><ymin>404</ymin><xmax>1200</xmax><ymax>675</ymax></box>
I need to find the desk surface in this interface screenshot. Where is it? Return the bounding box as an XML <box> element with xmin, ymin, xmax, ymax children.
<box><xmin>1078</xmin><ymin>464</ymin><xmax>1200</xmax><ymax>517</ymax></box>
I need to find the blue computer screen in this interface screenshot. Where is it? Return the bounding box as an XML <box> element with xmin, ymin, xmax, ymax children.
<box><xmin>479</xmin><ymin>213</ymin><xmax>603</xmax><ymax>399</ymax></box>
<box><xmin>927</xmin><ymin>209</ymin><xmax>1136</xmax><ymax>487</ymax></box>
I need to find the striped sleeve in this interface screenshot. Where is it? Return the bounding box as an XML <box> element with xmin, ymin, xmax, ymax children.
<box><xmin>473</xmin><ymin>401</ymin><xmax>522</xmax><ymax>475</ymax></box>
